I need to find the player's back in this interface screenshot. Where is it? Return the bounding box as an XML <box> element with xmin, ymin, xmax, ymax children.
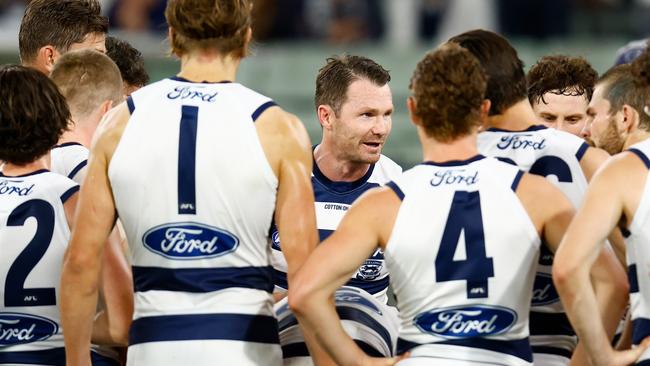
<box><xmin>621</xmin><ymin>140</ymin><xmax>650</xmax><ymax>363</ymax></box>
<box><xmin>50</xmin><ymin>142</ymin><xmax>89</xmax><ymax>185</ymax></box>
<box><xmin>478</xmin><ymin>125</ymin><xmax>588</xmax><ymax>360</ymax></box>
<box><xmin>275</xmin><ymin>286</ymin><xmax>400</xmax><ymax>366</ymax></box>
<box><xmin>386</xmin><ymin>156</ymin><xmax>540</xmax><ymax>366</ymax></box>
<box><xmin>108</xmin><ymin>77</ymin><xmax>281</xmax><ymax>365</ymax></box>
<box><xmin>0</xmin><ymin>170</ymin><xmax>80</xmax><ymax>364</ymax></box>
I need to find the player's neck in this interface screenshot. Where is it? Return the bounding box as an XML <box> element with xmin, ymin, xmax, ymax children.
<box><xmin>313</xmin><ymin>143</ymin><xmax>371</xmax><ymax>182</ymax></box>
<box><xmin>58</xmin><ymin>118</ymin><xmax>94</xmax><ymax>148</ymax></box>
<box><xmin>485</xmin><ymin>99</ymin><xmax>538</xmax><ymax>131</ymax></box>
<box><xmin>1</xmin><ymin>155</ymin><xmax>49</xmax><ymax>177</ymax></box>
<box><xmin>420</xmin><ymin>131</ymin><xmax>479</xmax><ymax>163</ymax></box>
<box><xmin>624</xmin><ymin>129</ymin><xmax>650</xmax><ymax>150</ymax></box>
<box><xmin>177</xmin><ymin>51</ymin><xmax>240</xmax><ymax>83</ymax></box>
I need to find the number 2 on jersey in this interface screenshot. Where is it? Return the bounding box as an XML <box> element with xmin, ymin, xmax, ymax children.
<box><xmin>178</xmin><ymin>105</ymin><xmax>199</xmax><ymax>214</ymax></box>
<box><xmin>5</xmin><ymin>199</ymin><xmax>56</xmax><ymax>307</ymax></box>
<box><xmin>435</xmin><ymin>191</ymin><xmax>494</xmax><ymax>299</ymax></box>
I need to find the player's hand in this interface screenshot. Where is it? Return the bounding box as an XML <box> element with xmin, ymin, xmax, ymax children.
<box><xmin>597</xmin><ymin>338</ymin><xmax>650</xmax><ymax>366</ymax></box>
<box><xmin>359</xmin><ymin>352</ymin><xmax>409</xmax><ymax>366</ymax></box>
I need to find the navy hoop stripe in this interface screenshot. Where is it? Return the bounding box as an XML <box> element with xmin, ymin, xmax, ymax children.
<box><xmin>0</xmin><ymin>347</ymin><xmax>119</xmax><ymax>366</ymax></box>
<box><xmin>530</xmin><ymin>311</ymin><xmax>575</xmax><ymax>336</ymax></box>
<box><xmin>386</xmin><ymin>181</ymin><xmax>405</xmax><ymax>201</ymax></box>
<box><xmin>532</xmin><ymin>346</ymin><xmax>572</xmax><ymax>358</ymax></box>
<box><xmin>396</xmin><ymin>337</ymin><xmax>532</xmax><ymax>362</ymax></box>
<box><xmin>252</xmin><ymin>101</ymin><xmax>277</xmax><ymax>122</ymax></box>
<box><xmin>129</xmin><ymin>313</ymin><xmax>279</xmax><ymax>345</ymax></box>
<box><xmin>132</xmin><ymin>265</ymin><xmax>274</xmax><ymax>293</ymax></box>
<box><xmin>281</xmin><ymin>340</ymin><xmax>384</xmax><ymax>358</ymax></box>
<box><xmin>633</xmin><ymin>318</ymin><xmax>650</xmax><ymax>345</ymax></box>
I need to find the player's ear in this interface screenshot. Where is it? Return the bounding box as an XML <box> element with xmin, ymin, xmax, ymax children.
<box><xmin>99</xmin><ymin>100</ymin><xmax>114</xmax><ymax>116</ymax></box>
<box><xmin>35</xmin><ymin>45</ymin><xmax>58</xmax><ymax>74</ymax></box>
<box><xmin>621</xmin><ymin>104</ymin><xmax>639</xmax><ymax>132</ymax></box>
<box><xmin>407</xmin><ymin>96</ymin><xmax>421</xmax><ymax>126</ymax></box>
<box><xmin>317</xmin><ymin>105</ymin><xmax>334</xmax><ymax>130</ymax></box>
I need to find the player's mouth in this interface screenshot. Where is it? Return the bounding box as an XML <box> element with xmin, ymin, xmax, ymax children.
<box><xmin>362</xmin><ymin>142</ymin><xmax>383</xmax><ymax>152</ymax></box>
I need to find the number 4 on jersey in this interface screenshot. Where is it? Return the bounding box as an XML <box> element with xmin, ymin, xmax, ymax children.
<box><xmin>435</xmin><ymin>191</ymin><xmax>494</xmax><ymax>299</ymax></box>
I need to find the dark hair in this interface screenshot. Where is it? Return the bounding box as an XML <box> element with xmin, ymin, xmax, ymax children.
<box><xmin>0</xmin><ymin>65</ymin><xmax>70</xmax><ymax>164</ymax></box>
<box><xmin>527</xmin><ymin>55</ymin><xmax>598</xmax><ymax>105</ymax></box>
<box><xmin>448</xmin><ymin>29</ymin><xmax>526</xmax><ymax>116</ymax></box>
<box><xmin>166</xmin><ymin>0</ymin><xmax>252</xmax><ymax>58</ymax></box>
<box><xmin>51</xmin><ymin>49</ymin><xmax>123</xmax><ymax>118</ymax></box>
<box><xmin>19</xmin><ymin>0</ymin><xmax>108</xmax><ymax>63</ymax></box>
<box><xmin>409</xmin><ymin>44</ymin><xmax>487</xmax><ymax>141</ymax></box>
<box><xmin>315</xmin><ymin>55</ymin><xmax>391</xmax><ymax>115</ymax></box>
<box><xmin>105</xmin><ymin>36</ymin><xmax>149</xmax><ymax>88</ymax></box>
<box><xmin>598</xmin><ymin>59</ymin><xmax>650</xmax><ymax>131</ymax></box>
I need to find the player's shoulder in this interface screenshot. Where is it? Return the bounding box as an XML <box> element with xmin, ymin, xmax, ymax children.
<box><xmin>2</xmin><ymin>170</ymin><xmax>79</xmax><ymax>203</ymax></box>
<box><xmin>369</xmin><ymin>155</ymin><xmax>403</xmax><ymax>184</ymax></box>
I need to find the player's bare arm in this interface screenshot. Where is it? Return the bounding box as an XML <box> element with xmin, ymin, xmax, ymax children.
<box><xmin>554</xmin><ymin>152</ymin><xmax>649</xmax><ymax>366</ymax></box>
<box><xmin>289</xmin><ymin>187</ymin><xmax>405</xmax><ymax>366</ymax></box>
<box><xmin>256</xmin><ymin>107</ymin><xmax>318</xmax><ymax>285</ymax></box>
<box><xmin>579</xmin><ymin>145</ymin><xmax>610</xmax><ymax>181</ymax></box>
<box><xmin>91</xmin><ymin>226</ymin><xmax>133</xmax><ymax>346</ymax></box>
<box><xmin>60</xmin><ymin>102</ymin><xmax>130</xmax><ymax>366</ymax></box>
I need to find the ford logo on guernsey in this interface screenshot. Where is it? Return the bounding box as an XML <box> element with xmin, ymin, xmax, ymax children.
<box><xmin>0</xmin><ymin>313</ymin><xmax>58</xmax><ymax>346</ymax></box>
<box><xmin>143</xmin><ymin>222</ymin><xmax>239</xmax><ymax>260</ymax></box>
<box><xmin>532</xmin><ymin>273</ymin><xmax>560</xmax><ymax>306</ymax></box>
<box><xmin>414</xmin><ymin>305</ymin><xmax>517</xmax><ymax>339</ymax></box>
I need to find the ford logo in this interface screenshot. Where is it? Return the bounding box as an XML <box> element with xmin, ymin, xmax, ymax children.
<box><xmin>531</xmin><ymin>273</ymin><xmax>559</xmax><ymax>306</ymax></box>
<box><xmin>414</xmin><ymin>305</ymin><xmax>517</xmax><ymax>339</ymax></box>
<box><xmin>335</xmin><ymin>287</ymin><xmax>382</xmax><ymax>315</ymax></box>
<box><xmin>0</xmin><ymin>313</ymin><xmax>58</xmax><ymax>346</ymax></box>
<box><xmin>143</xmin><ymin>222</ymin><xmax>239</xmax><ymax>260</ymax></box>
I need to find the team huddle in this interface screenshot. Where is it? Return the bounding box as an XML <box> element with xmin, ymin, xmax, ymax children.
<box><xmin>2</xmin><ymin>0</ymin><xmax>650</xmax><ymax>365</ymax></box>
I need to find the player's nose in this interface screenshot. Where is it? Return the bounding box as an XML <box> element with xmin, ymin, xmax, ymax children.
<box><xmin>580</xmin><ymin>121</ymin><xmax>591</xmax><ymax>138</ymax></box>
<box><xmin>371</xmin><ymin>116</ymin><xmax>390</xmax><ymax>136</ymax></box>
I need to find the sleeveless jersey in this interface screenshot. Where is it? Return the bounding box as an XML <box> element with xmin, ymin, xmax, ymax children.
<box><xmin>270</xmin><ymin>154</ymin><xmax>402</xmax><ymax>302</ymax></box>
<box><xmin>478</xmin><ymin>125</ymin><xmax>589</xmax><ymax>360</ymax></box>
<box><xmin>108</xmin><ymin>77</ymin><xmax>282</xmax><ymax>365</ymax></box>
<box><xmin>50</xmin><ymin>142</ymin><xmax>89</xmax><ymax>185</ymax></box>
<box><xmin>386</xmin><ymin>156</ymin><xmax>540</xmax><ymax>366</ymax></box>
<box><xmin>0</xmin><ymin>170</ymin><xmax>84</xmax><ymax>365</ymax></box>
<box><xmin>622</xmin><ymin>140</ymin><xmax>650</xmax><ymax>365</ymax></box>
<box><xmin>274</xmin><ymin>286</ymin><xmax>399</xmax><ymax>365</ymax></box>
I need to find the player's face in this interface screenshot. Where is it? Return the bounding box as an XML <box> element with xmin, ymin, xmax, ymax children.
<box><xmin>330</xmin><ymin>79</ymin><xmax>393</xmax><ymax>164</ymax></box>
<box><xmin>532</xmin><ymin>91</ymin><xmax>589</xmax><ymax>136</ymax></box>
<box><xmin>67</xmin><ymin>32</ymin><xmax>106</xmax><ymax>54</ymax></box>
<box><xmin>584</xmin><ymin>85</ymin><xmax>625</xmax><ymax>154</ymax></box>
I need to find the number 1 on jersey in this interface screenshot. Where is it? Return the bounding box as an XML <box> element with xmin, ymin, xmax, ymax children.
<box><xmin>435</xmin><ymin>191</ymin><xmax>494</xmax><ymax>299</ymax></box>
<box><xmin>178</xmin><ymin>105</ymin><xmax>199</xmax><ymax>214</ymax></box>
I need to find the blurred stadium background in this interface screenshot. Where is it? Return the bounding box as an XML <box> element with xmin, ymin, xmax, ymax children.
<box><xmin>0</xmin><ymin>0</ymin><xmax>648</xmax><ymax>168</ymax></box>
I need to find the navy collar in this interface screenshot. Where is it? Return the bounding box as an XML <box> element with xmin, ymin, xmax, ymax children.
<box><xmin>0</xmin><ymin>169</ymin><xmax>49</xmax><ymax>177</ymax></box>
<box><xmin>52</xmin><ymin>142</ymin><xmax>84</xmax><ymax>149</ymax></box>
<box><xmin>169</xmin><ymin>76</ymin><xmax>233</xmax><ymax>84</ymax></box>
<box><xmin>486</xmin><ymin>124</ymin><xmax>547</xmax><ymax>133</ymax></box>
<box><xmin>420</xmin><ymin>155</ymin><xmax>485</xmax><ymax>167</ymax></box>
<box><xmin>312</xmin><ymin>145</ymin><xmax>376</xmax><ymax>193</ymax></box>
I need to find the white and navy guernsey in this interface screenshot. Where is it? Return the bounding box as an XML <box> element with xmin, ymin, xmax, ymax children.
<box><xmin>109</xmin><ymin>76</ymin><xmax>282</xmax><ymax>365</ymax></box>
<box><xmin>478</xmin><ymin>125</ymin><xmax>589</xmax><ymax>360</ymax></box>
<box><xmin>50</xmin><ymin>142</ymin><xmax>89</xmax><ymax>185</ymax></box>
<box><xmin>621</xmin><ymin>140</ymin><xmax>650</xmax><ymax>366</ymax></box>
<box><xmin>386</xmin><ymin>156</ymin><xmax>540</xmax><ymax>366</ymax></box>
<box><xmin>274</xmin><ymin>286</ymin><xmax>399</xmax><ymax>365</ymax></box>
<box><xmin>0</xmin><ymin>170</ymin><xmax>115</xmax><ymax>366</ymax></box>
<box><xmin>270</xmin><ymin>154</ymin><xmax>402</xmax><ymax>302</ymax></box>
